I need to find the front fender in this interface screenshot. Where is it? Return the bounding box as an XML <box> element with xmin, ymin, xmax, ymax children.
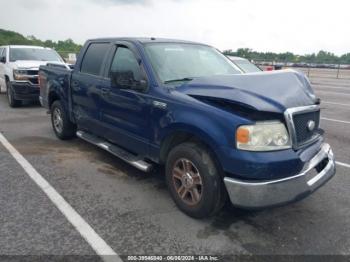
<box><xmin>154</xmin><ymin>106</ymin><xmax>238</xmax><ymax>154</ymax></box>
<box><xmin>160</xmin><ymin>122</ymin><xmax>221</xmax><ymax>150</ymax></box>
<box><xmin>155</xmin><ymin>98</ymin><xmax>253</xmax><ymax>146</ymax></box>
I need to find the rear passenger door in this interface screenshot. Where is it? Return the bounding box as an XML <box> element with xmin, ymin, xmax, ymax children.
<box><xmin>71</xmin><ymin>42</ymin><xmax>110</xmax><ymax>136</ymax></box>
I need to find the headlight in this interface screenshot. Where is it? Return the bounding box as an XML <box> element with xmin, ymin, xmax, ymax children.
<box><xmin>236</xmin><ymin>121</ymin><xmax>291</xmax><ymax>151</ymax></box>
<box><xmin>13</xmin><ymin>69</ymin><xmax>30</xmax><ymax>81</ymax></box>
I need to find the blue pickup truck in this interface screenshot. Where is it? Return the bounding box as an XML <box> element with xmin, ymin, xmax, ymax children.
<box><xmin>39</xmin><ymin>38</ymin><xmax>335</xmax><ymax>218</ymax></box>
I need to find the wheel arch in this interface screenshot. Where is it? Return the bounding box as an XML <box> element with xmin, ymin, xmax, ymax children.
<box><xmin>159</xmin><ymin>124</ymin><xmax>222</xmax><ymax>168</ymax></box>
<box><xmin>48</xmin><ymin>90</ymin><xmax>61</xmax><ymax>109</ymax></box>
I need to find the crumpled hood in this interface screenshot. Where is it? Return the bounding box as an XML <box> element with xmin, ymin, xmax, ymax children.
<box><xmin>176</xmin><ymin>69</ymin><xmax>317</xmax><ymax>113</ymax></box>
<box><xmin>10</xmin><ymin>60</ymin><xmax>63</xmax><ymax>70</ymax></box>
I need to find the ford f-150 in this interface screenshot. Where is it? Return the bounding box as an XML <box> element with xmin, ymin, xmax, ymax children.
<box><xmin>39</xmin><ymin>38</ymin><xmax>336</xmax><ymax>218</ymax></box>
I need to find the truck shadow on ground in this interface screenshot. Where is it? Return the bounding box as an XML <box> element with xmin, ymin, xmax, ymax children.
<box><xmin>21</xmin><ymin>100</ymin><xmax>41</xmax><ymax>107</ymax></box>
<box><xmin>80</xmin><ymin>138</ymin><xmax>262</xmax><ymax>220</ymax></box>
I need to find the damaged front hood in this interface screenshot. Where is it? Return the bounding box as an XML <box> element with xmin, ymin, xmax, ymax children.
<box><xmin>176</xmin><ymin>70</ymin><xmax>317</xmax><ymax>113</ymax></box>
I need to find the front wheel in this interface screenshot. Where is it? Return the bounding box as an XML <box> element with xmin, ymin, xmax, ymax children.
<box><xmin>166</xmin><ymin>142</ymin><xmax>227</xmax><ymax>218</ymax></box>
<box><xmin>7</xmin><ymin>81</ymin><xmax>21</xmax><ymax>108</ymax></box>
<box><xmin>51</xmin><ymin>100</ymin><xmax>76</xmax><ymax>140</ymax></box>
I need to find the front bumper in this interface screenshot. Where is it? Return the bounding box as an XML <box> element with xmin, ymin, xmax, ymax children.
<box><xmin>10</xmin><ymin>81</ymin><xmax>40</xmax><ymax>101</ymax></box>
<box><xmin>224</xmin><ymin>143</ymin><xmax>335</xmax><ymax>209</ymax></box>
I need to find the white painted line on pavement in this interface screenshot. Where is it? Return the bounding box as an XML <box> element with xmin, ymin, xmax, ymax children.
<box><xmin>323</xmin><ymin>101</ymin><xmax>350</xmax><ymax>107</ymax></box>
<box><xmin>321</xmin><ymin>117</ymin><xmax>350</xmax><ymax>124</ymax></box>
<box><xmin>0</xmin><ymin>133</ymin><xmax>121</xmax><ymax>262</ymax></box>
<box><xmin>336</xmin><ymin>161</ymin><xmax>350</xmax><ymax>169</ymax></box>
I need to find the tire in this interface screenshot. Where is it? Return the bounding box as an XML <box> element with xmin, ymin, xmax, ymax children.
<box><xmin>6</xmin><ymin>81</ymin><xmax>21</xmax><ymax>108</ymax></box>
<box><xmin>165</xmin><ymin>142</ymin><xmax>227</xmax><ymax>218</ymax></box>
<box><xmin>51</xmin><ymin>100</ymin><xmax>76</xmax><ymax>140</ymax></box>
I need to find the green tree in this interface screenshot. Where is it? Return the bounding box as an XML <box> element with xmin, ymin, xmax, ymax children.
<box><xmin>0</xmin><ymin>28</ymin><xmax>82</xmax><ymax>58</ymax></box>
<box><xmin>222</xmin><ymin>47</ymin><xmax>347</xmax><ymax>64</ymax></box>
<box><xmin>340</xmin><ymin>53</ymin><xmax>350</xmax><ymax>64</ymax></box>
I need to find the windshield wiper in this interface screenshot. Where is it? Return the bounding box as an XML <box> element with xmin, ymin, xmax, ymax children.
<box><xmin>164</xmin><ymin>77</ymin><xmax>193</xmax><ymax>84</ymax></box>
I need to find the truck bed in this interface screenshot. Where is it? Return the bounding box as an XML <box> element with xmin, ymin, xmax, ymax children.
<box><xmin>39</xmin><ymin>63</ymin><xmax>73</xmax><ymax>119</ymax></box>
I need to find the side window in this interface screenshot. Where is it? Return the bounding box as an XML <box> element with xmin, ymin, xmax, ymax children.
<box><xmin>109</xmin><ymin>46</ymin><xmax>142</xmax><ymax>87</ymax></box>
<box><xmin>81</xmin><ymin>43</ymin><xmax>110</xmax><ymax>76</ymax></box>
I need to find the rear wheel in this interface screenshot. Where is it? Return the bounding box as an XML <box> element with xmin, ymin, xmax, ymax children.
<box><xmin>166</xmin><ymin>142</ymin><xmax>227</xmax><ymax>218</ymax></box>
<box><xmin>6</xmin><ymin>81</ymin><xmax>21</xmax><ymax>108</ymax></box>
<box><xmin>51</xmin><ymin>100</ymin><xmax>76</xmax><ymax>140</ymax></box>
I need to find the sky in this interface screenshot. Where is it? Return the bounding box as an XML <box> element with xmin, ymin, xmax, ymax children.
<box><xmin>0</xmin><ymin>0</ymin><xmax>349</xmax><ymax>55</ymax></box>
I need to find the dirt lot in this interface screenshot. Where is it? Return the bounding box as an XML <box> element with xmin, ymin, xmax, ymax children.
<box><xmin>0</xmin><ymin>71</ymin><xmax>349</xmax><ymax>261</ymax></box>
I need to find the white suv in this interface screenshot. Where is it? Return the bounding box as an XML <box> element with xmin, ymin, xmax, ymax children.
<box><xmin>0</xmin><ymin>45</ymin><xmax>64</xmax><ymax>107</ymax></box>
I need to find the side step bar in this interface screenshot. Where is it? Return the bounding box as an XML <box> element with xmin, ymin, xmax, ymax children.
<box><xmin>76</xmin><ymin>130</ymin><xmax>152</xmax><ymax>172</ymax></box>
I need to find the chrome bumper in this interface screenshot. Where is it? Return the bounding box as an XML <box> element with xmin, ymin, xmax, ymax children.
<box><xmin>224</xmin><ymin>143</ymin><xmax>335</xmax><ymax>209</ymax></box>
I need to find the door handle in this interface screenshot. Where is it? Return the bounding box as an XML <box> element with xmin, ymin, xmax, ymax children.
<box><xmin>71</xmin><ymin>81</ymin><xmax>80</xmax><ymax>91</ymax></box>
<box><xmin>101</xmin><ymin>88</ymin><xmax>110</xmax><ymax>96</ymax></box>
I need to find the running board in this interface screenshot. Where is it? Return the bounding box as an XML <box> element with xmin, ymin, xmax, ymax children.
<box><xmin>76</xmin><ymin>130</ymin><xmax>152</xmax><ymax>172</ymax></box>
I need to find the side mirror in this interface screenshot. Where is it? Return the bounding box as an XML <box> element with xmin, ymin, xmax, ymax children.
<box><xmin>111</xmin><ymin>71</ymin><xmax>148</xmax><ymax>92</ymax></box>
<box><xmin>135</xmin><ymin>79</ymin><xmax>148</xmax><ymax>92</ymax></box>
<box><xmin>0</xmin><ymin>57</ymin><xmax>6</xmax><ymax>63</ymax></box>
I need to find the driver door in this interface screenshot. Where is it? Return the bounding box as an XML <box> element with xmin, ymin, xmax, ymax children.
<box><xmin>99</xmin><ymin>44</ymin><xmax>152</xmax><ymax>156</ymax></box>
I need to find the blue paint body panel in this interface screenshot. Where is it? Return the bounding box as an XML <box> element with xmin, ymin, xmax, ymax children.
<box><xmin>39</xmin><ymin>38</ymin><xmax>322</xmax><ymax>180</ymax></box>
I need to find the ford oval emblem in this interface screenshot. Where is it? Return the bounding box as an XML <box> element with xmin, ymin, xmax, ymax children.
<box><xmin>307</xmin><ymin>120</ymin><xmax>315</xmax><ymax>131</ymax></box>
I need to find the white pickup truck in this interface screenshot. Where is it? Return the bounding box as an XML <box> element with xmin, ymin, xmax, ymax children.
<box><xmin>0</xmin><ymin>45</ymin><xmax>64</xmax><ymax>107</ymax></box>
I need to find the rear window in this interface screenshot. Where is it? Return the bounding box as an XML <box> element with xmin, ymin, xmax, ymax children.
<box><xmin>80</xmin><ymin>43</ymin><xmax>110</xmax><ymax>76</ymax></box>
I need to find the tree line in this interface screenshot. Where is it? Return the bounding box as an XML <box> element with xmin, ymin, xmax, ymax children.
<box><xmin>0</xmin><ymin>28</ymin><xmax>82</xmax><ymax>56</ymax></box>
<box><xmin>1</xmin><ymin>28</ymin><xmax>349</xmax><ymax>64</ymax></box>
<box><xmin>224</xmin><ymin>48</ymin><xmax>350</xmax><ymax>65</ymax></box>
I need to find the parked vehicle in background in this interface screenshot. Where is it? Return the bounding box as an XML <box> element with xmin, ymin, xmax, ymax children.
<box><xmin>39</xmin><ymin>37</ymin><xmax>335</xmax><ymax>218</ymax></box>
<box><xmin>0</xmin><ymin>45</ymin><xmax>64</xmax><ymax>107</ymax></box>
<box><xmin>227</xmin><ymin>56</ymin><xmax>262</xmax><ymax>73</ymax></box>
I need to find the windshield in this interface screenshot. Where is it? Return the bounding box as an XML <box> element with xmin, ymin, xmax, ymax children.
<box><xmin>233</xmin><ymin>59</ymin><xmax>261</xmax><ymax>73</ymax></box>
<box><xmin>9</xmin><ymin>48</ymin><xmax>62</xmax><ymax>62</ymax></box>
<box><xmin>144</xmin><ymin>43</ymin><xmax>241</xmax><ymax>84</ymax></box>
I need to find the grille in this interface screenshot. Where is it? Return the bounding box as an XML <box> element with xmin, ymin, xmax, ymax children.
<box><xmin>26</xmin><ymin>70</ymin><xmax>38</xmax><ymax>76</ymax></box>
<box><xmin>29</xmin><ymin>78</ymin><xmax>39</xmax><ymax>85</ymax></box>
<box><xmin>293</xmin><ymin>110</ymin><xmax>320</xmax><ymax>145</ymax></box>
<box><xmin>27</xmin><ymin>70</ymin><xmax>39</xmax><ymax>85</ymax></box>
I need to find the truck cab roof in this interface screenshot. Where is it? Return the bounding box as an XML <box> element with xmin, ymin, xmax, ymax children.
<box><xmin>87</xmin><ymin>37</ymin><xmax>209</xmax><ymax>46</ymax></box>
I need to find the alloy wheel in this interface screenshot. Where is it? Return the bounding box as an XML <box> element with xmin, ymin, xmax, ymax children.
<box><xmin>172</xmin><ymin>158</ymin><xmax>203</xmax><ymax>206</ymax></box>
<box><xmin>53</xmin><ymin>107</ymin><xmax>63</xmax><ymax>134</ymax></box>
